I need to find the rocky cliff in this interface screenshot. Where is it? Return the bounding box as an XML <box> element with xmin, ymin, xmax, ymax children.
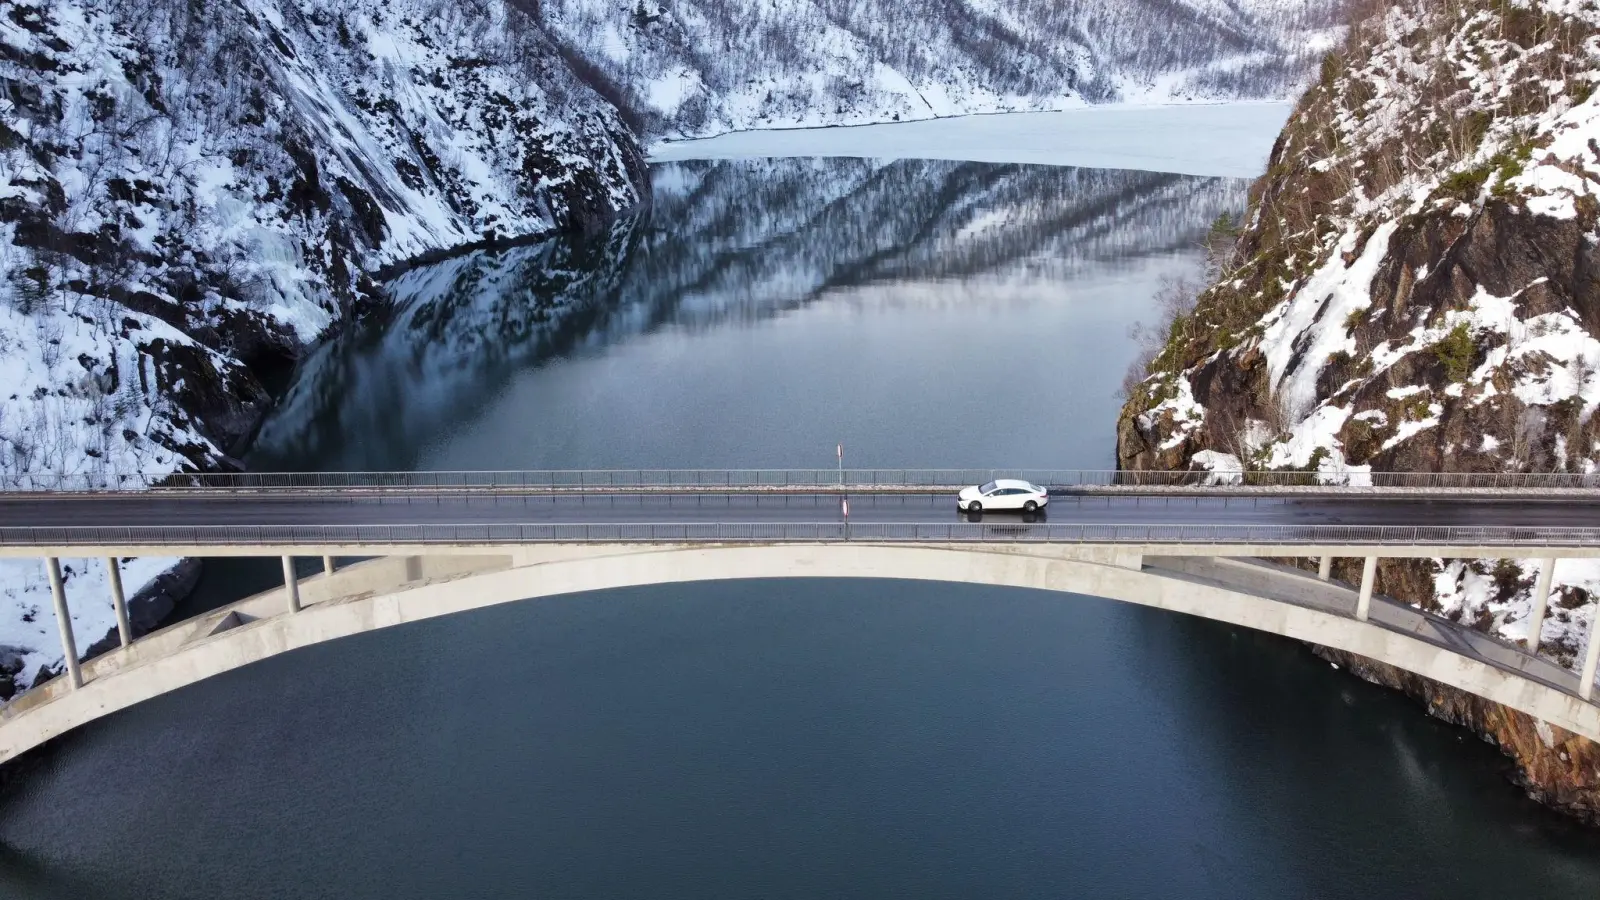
<box><xmin>0</xmin><ymin>0</ymin><xmax>647</xmax><ymax>692</ymax></box>
<box><xmin>1</xmin><ymin>0</ymin><xmax>647</xmax><ymax>484</ymax></box>
<box><xmin>1117</xmin><ymin>0</ymin><xmax>1600</xmax><ymax>821</ymax></box>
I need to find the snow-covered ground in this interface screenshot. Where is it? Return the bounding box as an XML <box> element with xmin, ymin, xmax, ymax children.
<box><xmin>650</xmin><ymin>103</ymin><xmax>1296</xmax><ymax>178</ymax></box>
<box><xmin>0</xmin><ymin>0</ymin><xmax>645</xmax><ymax>700</ymax></box>
<box><xmin>544</xmin><ymin>0</ymin><xmax>1343</xmax><ymax>139</ymax></box>
<box><xmin>0</xmin><ymin>558</ymin><xmax>178</xmax><ymax>691</ymax></box>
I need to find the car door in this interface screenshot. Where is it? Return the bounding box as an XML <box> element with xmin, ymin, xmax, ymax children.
<box><xmin>996</xmin><ymin>487</ymin><xmax>1023</xmax><ymax>510</ymax></box>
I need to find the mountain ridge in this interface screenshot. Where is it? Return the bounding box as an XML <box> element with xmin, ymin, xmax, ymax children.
<box><xmin>539</xmin><ymin>0</ymin><xmax>1346</xmax><ymax>139</ymax></box>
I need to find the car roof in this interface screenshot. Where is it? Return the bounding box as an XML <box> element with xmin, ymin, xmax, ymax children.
<box><xmin>991</xmin><ymin>478</ymin><xmax>1036</xmax><ymax>489</ymax></box>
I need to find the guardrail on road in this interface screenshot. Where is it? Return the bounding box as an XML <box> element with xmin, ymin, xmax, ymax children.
<box><xmin>7</xmin><ymin>469</ymin><xmax>1600</xmax><ymax>493</ymax></box>
<box><xmin>3</xmin><ymin>523</ymin><xmax>1600</xmax><ymax>548</ymax></box>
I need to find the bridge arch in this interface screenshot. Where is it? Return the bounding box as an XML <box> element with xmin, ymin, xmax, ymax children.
<box><xmin>4</xmin><ymin>543</ymin><xmax>1597</xmax><ymax>761</ymax></box>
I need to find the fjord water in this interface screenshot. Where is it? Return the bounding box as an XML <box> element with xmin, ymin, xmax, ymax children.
<box><xmin>3</xmin><ymin>158</ymin><xmax>1600</xmax><ymax>899</ymax></box>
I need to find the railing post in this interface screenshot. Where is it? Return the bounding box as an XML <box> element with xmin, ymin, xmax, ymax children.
<box><xmin>1582</xmin><ymin>594</ymin><xmax>1600</xmax><ymax>701</ymax></box>
<box><xmin>46</xmin><ymin>558</ymin><xmax>83</xmax><ymax>689</ymax></box>
<box><xmin>1356</xmin><ymin>556</ymin><xmax>1377</xmax><ymax>621</ymax></box>
<box><xmin>106</xmin><ymin>557</ymin><xmax>132</xmax><ymax>648</ymax></box>
<box><xmin>1527</xmin><ymin>558</ymin><xmax>1555</xmax><ymax>656</ymax></box>
<box><xmin>323</xmin><ymin>556</ymin><xmax>336</xmax><ymax>578</ymax></box>
<box><xmin>282</xmin><ymin>556</ymin><xmax>301</xmax><ymax>613</ymax></box>
<box><xmin>1318</xmin><ymin>555</ymin><xmax>1333</xmax><ymax>581</ymax></box>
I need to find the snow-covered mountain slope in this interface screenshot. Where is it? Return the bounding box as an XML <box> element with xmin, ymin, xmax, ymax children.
<box><xmin>251</xmin><ymin>158</ymin><xmax>1247</xmax><ymax>471</ymax></box>
<box><xmin>0</xmin><ymin>0</ymin><xmax>646</xmax><ymax>485</ymax></box>
<box><xmin>0</xmin><ymin>0</ymin><xmax>648</xmax><ymax>694</ymax></box>
<box><xmin>537</xmin><ymin>0</ymin><xmax>1345</xmax><ymax>139</ymax></box>
<box><xmin>1116</xmin><ymin>0</ymin><xmax>1600</xmax><ymax>821</ymax></box>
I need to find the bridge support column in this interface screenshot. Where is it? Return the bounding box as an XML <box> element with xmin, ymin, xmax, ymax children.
<box><xmin>1356</xmin><ymin>556</ymin><xmax>1377</xmax><ymax>622</ymax></box>
<box><xmin>282</xmin><ymin>556</ymin><xmax>301</xmax><ymax>613</ymax></box>
<box><xmin>105</xmin><ymin>557</ymin><xmax>132</xmax><ymax>649</ymax></box>
<box><xmin>46</xmin><ymin>558</ymin><xmax>82</xmax><ymax>690</ymax></box>
<box><xmin>1318</xmin><ymin>556</ymin><xmax>1333</xmax><ymax>581</ymax></box>
<box><xmin>322</xmin><ymin>556</ymin><xmax>336</xmax><ymax>578</ymax></box>
<box><xmin>1527</xmin><ymin>559</ymin><xmax>1556</xmax><ymax>656</ymax></box>
<box><xmin>1582</xmin><ymin>596</ymin><xmax>1600</xmax><ymax>701</ymax></box>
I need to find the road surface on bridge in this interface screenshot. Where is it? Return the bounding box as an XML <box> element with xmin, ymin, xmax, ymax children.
<box><xmin>4</xmin><ymin>492</ymin><xmax>1600</xmax><ymax>528</ymax></box>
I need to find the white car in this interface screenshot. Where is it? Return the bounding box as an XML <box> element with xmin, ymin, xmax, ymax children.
<box><xmin>956</xmin><ymin>479</ymin><xmax>1050</xmax><ymax>513</ymax></box>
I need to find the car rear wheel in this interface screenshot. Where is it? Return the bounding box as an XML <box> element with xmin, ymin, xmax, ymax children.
<box><xmin>1024</xmin><ymin>500</ymin><xmax>1038</xmax><ymax>513</ymax></box>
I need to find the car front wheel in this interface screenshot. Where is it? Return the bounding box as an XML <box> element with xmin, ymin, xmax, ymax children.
<box><xmin>968</xmin><ymin>501</ymin><xmax>982</xmax><ymax>513</ymax></box>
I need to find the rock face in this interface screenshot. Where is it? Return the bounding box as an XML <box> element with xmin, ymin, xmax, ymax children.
<box><xmin>0</xmin><ymin>0</ymin><xmax>649</xmax><ymax>698</ymax></box>
<box><xmin>1315</xmin><ymin>646</ymin><xmax>1600</xmax><ymax>823</ymax></box>
<box><xmin>0</xmin><ymin>0</ymin><xmax>649</xmax><ymax>483</ymax></box>
<box><xmin>1118</xmin><ymin>0</ymin><xmax>1600</xmax><ymax>820</ymax></box>
<box><xmin>537</xmin><ymin>0</ymin><xmax>1347</xmax><ymax>138</ymax></box>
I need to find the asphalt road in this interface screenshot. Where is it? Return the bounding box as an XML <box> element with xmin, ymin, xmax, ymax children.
<box><xmin>2</xmin><ymin>492</ymin><xmax>1599</xmax><ymax>529</ymax></box>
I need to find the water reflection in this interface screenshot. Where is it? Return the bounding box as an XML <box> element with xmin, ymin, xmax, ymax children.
<box><xmin>251</xmin><ymin>159</ymin><xmax>1245</xmax><ymax>471</ymax></box>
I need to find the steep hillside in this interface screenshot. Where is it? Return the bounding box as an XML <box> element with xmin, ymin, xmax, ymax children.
<box><xmin>1117</xmin><ymin>0</ymin><xmax>1600</xmax><ymax>820</ymax></box>
<box><xmin>0</xmin><ymin>0</ymin><xmax>647</xmax><ymax>692</ymax></box>
<box><xmin>538</xmin><ymin>0</ymin><xmax>1346</xmax><ymax>139</ymax></box>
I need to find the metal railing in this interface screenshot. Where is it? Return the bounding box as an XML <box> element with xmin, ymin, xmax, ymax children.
<box><xmin>3</xmin><ymin>522</ymin><xmax>1599</xmax><ymax>547</ymax></box>
<box><xmin>7</xmin><ymin>469</ymin><xmax>1600</xmax><ymax>493</ymax></box>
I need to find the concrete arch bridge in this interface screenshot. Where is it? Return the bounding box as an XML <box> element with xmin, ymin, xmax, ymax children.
<box><xmin>3</xmin><ymin>470</ymin><xmax>1600</xmax><ymax>761</ymax></box>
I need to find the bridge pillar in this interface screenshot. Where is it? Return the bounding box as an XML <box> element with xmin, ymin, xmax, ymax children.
<box><xmin>105</xmin><ymin>557</ymin><xmax>132</xmax><ymax>648</ymax></box>
<box><xmin>46</xmin><ymin>558</ymin><xmax>83</xmax><ymax>690</ymax></box>
<box><xmin>1527</xmin><ymin>559</ymin><xmax>1556</xmax><ymax>656</ymax></box>
<box><xmin>1318</xmin><ymin>556</ymin><xmax>1333</xmax><ymax>581</ymax></box>
<box><xmin>323</xmin><ymin>556</ymin><xmax>336</xmax><ymax>578</ymax></box>
<box><xmin>1355</xmin><ymin>556</ymin><xmax>1377</xmax><ymax>622</ymax></box>
<box><xmin>1582</xmin><ymin>595</ymin><xmax>1600</xmax><ymax>701</ymax></box>
<box><xmin>282</xmin><ymin>556</ymin><xmax>301</xmax><ymax>613</ymax></box>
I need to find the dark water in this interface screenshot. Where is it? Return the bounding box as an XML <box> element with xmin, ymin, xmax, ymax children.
<box><xmin>3</xmin><ymin>159</ymin><xmax>1599</xmax><ymax>898</ymax></box>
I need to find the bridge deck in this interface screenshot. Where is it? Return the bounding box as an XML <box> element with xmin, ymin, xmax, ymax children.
<box><xmin>2</xmin><ymin>492</ymin><xmax>1600</xmax><ymax>550</ymax></box>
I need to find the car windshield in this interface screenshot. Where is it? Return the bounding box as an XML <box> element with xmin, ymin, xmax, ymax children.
<box><xmin>978</xmin><ymin>481</ymin><xmax>998</xmax><ymax>494</ymax></box>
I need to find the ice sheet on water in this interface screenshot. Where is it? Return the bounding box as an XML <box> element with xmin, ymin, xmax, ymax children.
<box><xmin>649</xmin><ymin>103</ymin><xmax>1296</xmax><ymax>179</ymax></box>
